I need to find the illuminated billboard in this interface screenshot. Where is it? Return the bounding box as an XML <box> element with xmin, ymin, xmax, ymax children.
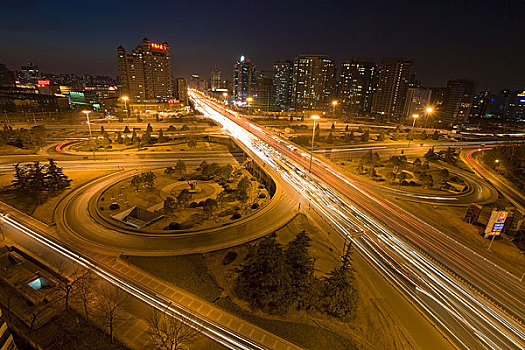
<box><xmin>150</xmin><ymin>43</ymin><xmax>167</xmax><ymax>51</ymax></box>
<box><xmin>484</xmin><ymin>210</ymin><xmax>508</xmax><ymax>237</ymax></box>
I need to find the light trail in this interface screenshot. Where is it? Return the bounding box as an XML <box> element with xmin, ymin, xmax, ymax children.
<box><xmin>192</xmin><ymin>91</ymin><xmax>525</xmax><ymax>349</ymax></box>
<box><xmin>0</xmin><ymin>212</ymin><xmax>268</xmax><ymax>350</ymax></box>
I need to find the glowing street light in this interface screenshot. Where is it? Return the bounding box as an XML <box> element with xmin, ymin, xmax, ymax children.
<box><xmin>408</xmin><ymin>114</ymin><xmax>419</xmax><ymax>148</ymax></box>
<box><xmin>121</xmin><ymin>96</ymin><xmax>129</xmax><ymax>117</ymax></box>
<box><xmin>309</xmin><ymin>115</ymin><xmax>320</xmax><ymax>173</ymax></box>
<box><xmin>246</xmin><ymin>97</ymin><xmax>254</xmax><ymax>114</ymax></box>
<box><xmin>331</xmin><ymin>100</ymin><xmax>338</xmax><ymax>118</ymax></box>
<box><xmin>82</xmin><ymin>110</ymin><xmax>96</xmax><ymax>159</ymax></box>
<box><xmin>424</xmin><ymin>106</ymin><xmax>434</xmax><ymax>128</ymax></box>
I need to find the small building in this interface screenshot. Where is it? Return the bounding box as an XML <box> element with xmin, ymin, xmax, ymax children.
<box><xmin>111</xmin><ymin>206</ymin><xmax>163</xmax><ymax>228</ymax></box>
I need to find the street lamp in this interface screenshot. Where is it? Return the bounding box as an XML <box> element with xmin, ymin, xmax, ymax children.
<box><xmin>424</xmin><ymin>107</ymin><xmax>434</xmax><ymax>128</ymax></box>
<box><xmin>121</xmin><ymin>96</ymin><xmax>129</xmax><ymax>118</ymax></box>
<box><xmin>408</xmin><ymin>114</ymin><xmax>419</xmax><ymax>148</ymax></box>
<box><xmin>246</xmin><ymin>97</ymin><xmax>253</xmax><ymax>114</ymax></box>
<box><xmin>495</xmin><ymin>159</ymin><xmax>501</xmax><ymax>173</ymax></box>
<box><xmin>222</xmin><ymin>92</ymin><xmax>228</xmax><ymax>103</ymax></box>
<box><xmin>309</xmin><ymin>115</ymin><xmax>320</xmax><ymax>173</ymax></box>
<box><xmin>331</xmin><ymin>100</ymin><xmax>338</xmax><ymax>118</ymax></box>
<box><xmin>82</xmin><ymin>110</ymin><xmax>96</xmax><ymax>160</ymax></box>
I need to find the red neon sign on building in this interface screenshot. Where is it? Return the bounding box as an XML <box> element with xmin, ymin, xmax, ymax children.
<box><xmin>150</xmin><ymin>43</ymin><xmax>167</xmax><ymax>51</ymax></box>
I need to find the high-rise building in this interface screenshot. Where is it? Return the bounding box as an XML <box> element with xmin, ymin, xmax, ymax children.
<box><xmin>442</xmin><ymin>79</ymin><xmax>476</xmax><ymax>125</ymax></box>
<box><xmin>174</xmin><ymin>78</ymin><xmax>188</xmax><ymax>105</ymax></box>
<box><xmin>338</xmin><ymin>57</ymin><xmax>378</xmax><ymax>116</ymax></box>
<box><xmin>254</xmin><ymin>71</ymin><xmax>274</xmax><ymax>112</ymax></box>
<box><xmin>290</xmin><ymin>55</ymin><xmax>336</xmax><ymax>111</ymax></box>
<box><xmin>18</xmin><ymin>62</ymin><xmax>39</xmax><ymax>84</ymax></box>
<box><xmin>117</xmin><ymin>38</ymin><xmax>173</xmax><ymax>102</ymax></box>
<box><xmin>469</xmin><ymin>90</ymin><xmax>491</xmax><ymax>118</ymax></box>
<box><xmin>403</xmin><ymin>87</ymin><xmax>432</xmax><ymax>118</ymax></box>
<box><xmin>233</xmin><ymin>55</ymin><xmax>256</xmax><ymax>102</ymax></box>
<box><xmin>371</xmin><ymin>57</ymin><xmax>414</xmax><ymax>121</ymax></box>
<box><xmin>211</xmin><ymin>68</ymin><xmax>221</xmax><ymax>91</ymax></box>
<box><xmin>0</xmin><ymin>63</ymin><xmax>15</xmax><ymax>87</ymax></box>
<box><xmin>273</xmin><ymin>59</ymin><xmax>293</xmax><ymax>111</ymax></box>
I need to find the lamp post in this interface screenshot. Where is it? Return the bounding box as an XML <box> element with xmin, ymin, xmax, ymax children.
<box><xmin>246</xmin><ymin>97</ymin><xmax>253</xmax><ymax>114</ymax></box>
<box><xmin>82</xmin><ymin>110</ymin><xmax>96</xmax><ymax>160</ymax></box>
<box><xmin>331</xmin><ymin>100</ymin><xmax>338</xmax><ymax>118</ymax></box>
<box><xmin>424</xmin><ymin>107</ymin><xmax>433</xmax><ymax>128</ymax></box>
<box><xmin>121</xmin><ymin>96</ymin><xmax>129</xmax><ymax>119</ymax></box>
<box><xmin>309</xmin><ymin>115</ymin><xmax>320</xmax><ymax>173</ymax></box>
<box><xmin>407</xmin><ymin>113</ymin><xmax>419</xmax><ymax>148</ymax></box>
<box><xmin>222</xmin><ymin>92</ymin><xmax>228</xmax><ymax>103</ymax></box>
<box><xmin>495</xmin><ymin>159</ymin><xmax>501</xmax><ymax>174</ymax></box>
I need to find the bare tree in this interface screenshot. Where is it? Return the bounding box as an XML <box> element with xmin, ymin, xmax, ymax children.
<box><xmin>54</xmin><ymin>262</ymin><xmax>92</xmax><ymax>312</ymax></box>
<box><xmin>95</xmin><ymin>285</ymin><xmax>130</xmax><ymax>343</ymax></box>
<box><xmin>73</xmin><ymin>269</ymin><xmax>95</xmax><ymax>320</ymax></box>
<box><xmin>147</xmin><ymin>306</ymin><xmax>202</xmax><ymax>350</ymax></box>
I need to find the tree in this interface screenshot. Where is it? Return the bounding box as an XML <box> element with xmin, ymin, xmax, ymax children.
<box><xmin>147</xmin><ymin>307</ymin><xmax>202</xmax><ymax>350</ymax></box>
<box><xmin>327</xmin><ymin>130</ymin><xmax>334</xmax><ymax>143</ymax></box>
<box><xmin>284</xmin><ymin>231</ymin><xmax>315</xmax><ymax>308</ymax></box>
<box><xmin>167</xmin><ymin>125</ymin><xmax>176</xmax><ymax>132</ymax></box>
<box><xmin>143</xmin><ymin>171</ymin><xmax>156</xmax><ymax>189</ymax></box>
<box><xmin>116</xmin><ymin>131</ymin><xmax>123</xmax><ymax>144</ymax></box>
<box><xmin>130</xmin><ymin>174</ymin><xmax>141</xmax><ymax>191</ymax></box>
<box><xmin>174</xmin><ymin>160</ymin><xmax>186</xmax><ymax>177</ymax></box>
<box><xmin>146</xmin><ymin>123</ymin><xmax>153</xmax><ymax>133</ymax></box>
<box><xmin>158</xmin><ymin>128</ymin><xmax>165</xmax><ymax>143</ymax></box>
<box><xmin>177</xmin><ymin>189</ymin><xmax>192</xmax><ymax>208</ymax></box>
<box><xmin>236</xmin><ymin>233</ymin><xmax>293</xmax><ymax>314</ymax></box>
<box><xmin>432</xmin><ymin>130</ymin><xmax>439</xmax><ymax>140</ymax></box>
<box><xmin>143</xmin><ymin>130</ymin><xmax>152</xmax><ymax>144</ymax></box>
<box><xmin>345</xmin><ymin>124</ymin><xmax>349</xmax><ymax>132</ymax></box>
<box><xmin>360</xmin><ymin>130</ymin><xmax>370</xmax><ymax>142</ymax></box>
<box><xmin>289</xmin><ymin>115</ymin><xmax>293</xmax><ymax>121</ymax></box>
<box><xmin>203</xmin><ymin>198</ymin><xmax>218</xmax><ymax>218</ymax></box>
<box><xmin>413</xmin><ymin>157</ymin><xmax>422</xmax><ymax>168</ymax></box>
<box><xmin>331</xmin><ymin>122</ymin><xmax>336</xmax><ymax>131</ymax></box>
<box><xmin>420</xmin><ymin>130</ymin><xmax>428</xmax><ymax>140</ymax></box>
<box><xmin>46</xmin><ymin>159</ymin><xmax>71</xmax><ymax>193</ymax></box>
<box><xmin>314</xmin><ymin>123</ymin><xmax>320</xmax><ymax>138</ymax></box>
<box><xmin>377</xmin><ymin>131</ymin><xmax>386</xmax><ymax>141</ymax></box>
<box><xmin>164</xmin><ymin>166</ymin><xmax>175</xmax><ymax>175</ymax></box>
<box><xmin>163</xmin><ymin>197</ymin><xmax>177</xmax><ymax>214</ymax></box>
<box><xmin>181</xmin><ymin>125</ymin><xmax>189</xmax><ymax>131</ymax></box>
<box><xmin>73</xmin><ymin>269</ymin><xmax>95</xmax><ymax>320</ymax></box>
<box><xmin>187</xmin><ymin>138</ymin><xmax>197</xmax><ymax>148</ymax></box>
<box><xmin>320</xmin><ymin>243</ymin><xmax>358</xmax><ymax>319</ymax></box>
<box><xmin>361</xmin><ymin>150</ymin><xmax>373</xmax><ymax>165</ymax></box>
<box><xmin>237</xmin><ymin>176</ymin><xmax>251</xmax><ymax>201</ymax></box>
<box><xmin>439</xmin><ymin>168</ymin><xmax>449</xmax><ymax>183</ymax></box>
<box><xmin>424</xmin><ymin>147</ymin><xmax>439</xmax><ymax>161</ymax></box>
<box><xmin>123</xmin><ymin>125</ymin><xmax>130</xmax><ymax>133</ymax></box>
<box><xmin>96</xmin><ymin>285</ymin><xmax>129</xmax><ymax>343</ymax></box>
<box><xmin>100</xmin><ymin>126</ymin><xmax>105</xmax><ymax>134</ymax></box>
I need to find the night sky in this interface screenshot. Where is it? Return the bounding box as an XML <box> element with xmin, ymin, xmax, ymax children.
<box><xmin>1</xmin><ymin>0</ymin><xmax>523</xmax><ymax>91</ymax></box>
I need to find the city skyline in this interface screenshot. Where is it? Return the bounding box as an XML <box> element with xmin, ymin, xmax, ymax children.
<box><xmin>1</xmin><ymin>1</ymin><xmax>524</xmax><ymax>91</ymax></box>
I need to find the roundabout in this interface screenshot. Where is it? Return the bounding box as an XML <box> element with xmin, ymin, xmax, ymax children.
<box><xmin>55</xmin><ymin>167</ymin><xmax>296</xmax><ymax>256</ymax></box>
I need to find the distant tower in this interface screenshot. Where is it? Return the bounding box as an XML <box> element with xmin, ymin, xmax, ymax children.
<box><xmin>117</xmin><ymin>38</ymin><xmax>173</xmax><ymax>102</ymax></box>
<box><xmin>371</xmin><ymin>57</ymin><xmax>414</xmax><ymax>121</ymax></box>
<box><xmin>338</xmin><ymin>57</ymin><xmax>379</xmax><ymax>116</ymax></box>
<box><xmin>233</xmin><ymin>55</ymin><xmax>256</xmax><ymax>102</ymax></box>
<box><xmin>273</xmin><ymin>59</ymin><xmax>293</xmax><ymax>111</ymax></box>
<box><xmin>211</xmin><ymin>68</ymin><xmax>221</xmax><ymax>91</ymax></box>
<box><xmin>290</xmin><ymin>55</ymin><xmax>336</xmax><ymax>111</ymax></box>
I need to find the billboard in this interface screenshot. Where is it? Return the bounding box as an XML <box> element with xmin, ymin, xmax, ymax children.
<box><xmin>484</xmin><ymin>211</ymin><xmax>508</xmax><ymax>238</ymax></box>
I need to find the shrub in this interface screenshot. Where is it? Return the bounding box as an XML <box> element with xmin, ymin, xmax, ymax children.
<box><xmin>251</xmin><ymin>203</ymin><xmax>260</xmax><ymax>209</ymax></box>
<box><xmin>230</xmin><ymin>213</ymin><xmax>242</xmax><ymax>220</ymax></box>
<box><xmin>222</xmin><ymin>251</ymin><xmax>238</xmax><ymax>265</ymax></box>
<box><xmin>258</xmin><ymin>193</ymin><xmax>266</xmax><ymax>199</ymax></box>
<box><xmin>189</xmin><ymin>202</ymin><xmax>198</xmax><ymax>208</ymax></box>
<box><xmin>168</xmin><ymin>222</ymin><xmax>181</xmax><ymax>230</ymax></box>
<box><xmin>109</xmin><ymin>203</ymin><xmax>120</xmax><ymax>210</ymax></box>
